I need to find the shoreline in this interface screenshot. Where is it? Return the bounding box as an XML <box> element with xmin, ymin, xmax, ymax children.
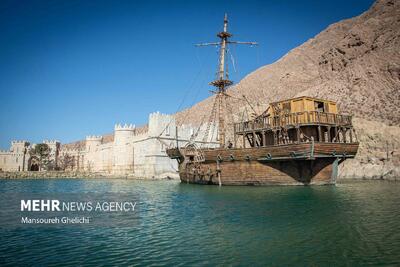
<box><xmin>0</xmin><ymin>171</ymin><xmax>178</xmax><ymax>180</ymax></box>
<box><xmin>0</xmin><ymin>171</ymin><xmax>398</xmax><ymax>182</ymax></box>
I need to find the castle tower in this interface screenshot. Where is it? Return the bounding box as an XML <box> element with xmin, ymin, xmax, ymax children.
<box><xmin>138</xmin><ymin>112</ymin><xmax>179</xmax><ymax>178</ymax></box>
<box><xmin>113</xmin><ymin>124</ymin><xmax>135</xmax><ymax>174</ymax></box>
<box><xmin>11</xmin><ymin>140</ymin><xmax>30</xmax><ymax>154</ymax></box>
<box><xmin>10</xmin><ymin>140</ymin><xmax>30</xmax><ymax>171</ymax></box>
<box><xmin>43</xmin><ymin>140</ymin><xmax>61</xmax><ymax>170</ymax></box>
<box><xmin>148</xmin><ymin>111</ymin><xmax>176</xmax><ymax>137</ymax></box>
<box><xmin>85</xmin><ymin>136</ymin><xmax>102</xmax><ymax>152</ymax></box>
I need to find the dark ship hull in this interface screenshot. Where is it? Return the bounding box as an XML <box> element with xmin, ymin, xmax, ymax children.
<box><xmin>167</xmin><ymin>142</ymin><xmax>358</xmax><ymax>186</ymax></box>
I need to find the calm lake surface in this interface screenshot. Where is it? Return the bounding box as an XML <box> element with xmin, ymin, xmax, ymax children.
<box><xmin>0</xmin><ymin>179</ymin><xmax>399</xmax><ymax>266</ymax></box>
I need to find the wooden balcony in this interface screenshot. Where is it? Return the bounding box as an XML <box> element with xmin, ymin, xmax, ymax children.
<box><xmin>234</xmin><ymin>111</ymin><xmax>353</xmax><ymax>133</ymax></box>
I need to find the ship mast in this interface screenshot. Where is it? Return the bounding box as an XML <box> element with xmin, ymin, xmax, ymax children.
<box><xmin>196</xmin><ymin>14</ymin><xmax>257</xmax><ymax>147</ymax></box>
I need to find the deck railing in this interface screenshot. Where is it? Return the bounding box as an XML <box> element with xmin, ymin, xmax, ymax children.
<box><xmin>234</xmin><ymin>111</ymin><xmax>352</xmax><ymax>132</ymax></box>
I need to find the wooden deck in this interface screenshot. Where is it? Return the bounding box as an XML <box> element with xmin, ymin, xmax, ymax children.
<box><xmin>234</xmin><ymin>111</ymin><xmax>352</xmax><ymax>133</ymax></box>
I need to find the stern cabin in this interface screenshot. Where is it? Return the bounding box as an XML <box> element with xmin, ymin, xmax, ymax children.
<box><xmin>233</xmin><ymin>96</ymin><xmax>356</xmax><ymax>148</ymax></box>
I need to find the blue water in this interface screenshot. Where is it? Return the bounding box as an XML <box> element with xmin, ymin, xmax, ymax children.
<box><xmin>0</xmin><ymin>179</ymin><xmax>399</xmax><ymax>266</ymax></box>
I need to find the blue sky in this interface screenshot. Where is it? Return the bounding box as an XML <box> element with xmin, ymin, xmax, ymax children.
<box><xmin>0</xmin><ymin>0</ymin><xmax>374</xmax><ymax>148</ymax></box>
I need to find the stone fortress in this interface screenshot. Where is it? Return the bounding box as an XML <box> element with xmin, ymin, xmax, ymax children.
<box><xmin>0</xmin><ymin>140</ymin><xmax>60</xmax><ymax>172</ymax></box>
<box><xmin>0</xmin><ymin>112</ymin><xmax>218</xmax><ymax>178</ymax></box>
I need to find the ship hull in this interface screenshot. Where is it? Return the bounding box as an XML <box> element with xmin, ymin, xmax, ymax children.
<box><xmin>167</xmin><ymin>142</ymin><xmax>358</xmax><ymax>186</ymax></box>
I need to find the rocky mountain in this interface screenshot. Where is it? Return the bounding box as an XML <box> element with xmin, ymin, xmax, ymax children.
<box><xmin>64</xmin><ymin>0</ymin><xmax>399</xmax><ymax>179</ymax></box>
<box><xmin>176</xmin><ymin>0</ymin><xmax>400</xmax><ymax>126</ymax></box>
<box><xmin>175</xmin><ymin>0</ymin><xmax>400</xmax><ymax>179</ymax></box>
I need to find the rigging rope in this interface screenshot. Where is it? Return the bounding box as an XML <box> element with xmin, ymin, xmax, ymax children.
<box><xmin>225</xmin><ymin>94</ymin><xmax>235</xmax><ymax>143</ymax></box>
<box><xmin>157</xmin><ymin>36</ymin><xmax>261</xmax><ymax>146</ymax></box>
<box><xmin>201</xmin><ymin>95</ymin><xmax>218</xmax><ymax>144</ymax></box>
<box><xmin>157</xmin><ymin>47</ymin><xmax>208</xmax><ymax>138</ymax></box>
<box><xmin>189</xmin><ymin>113</ymin><xmax>207</xmax><ymax>143</ymax></box>
<box><xmin>227</xmin><ymin>48</ymin><xmax>237</xmax><ymax>73</ymax></box>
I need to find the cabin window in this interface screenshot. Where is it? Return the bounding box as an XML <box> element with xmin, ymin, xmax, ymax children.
<box><xmin>314</xmin><ymin>101</ymin><xmax>325</xmax><ymax>112</ymax></box>
<box><xmin>282</xmin><ymin>102</ymin><xmax>291</xmax><ymax>113</ymax></box>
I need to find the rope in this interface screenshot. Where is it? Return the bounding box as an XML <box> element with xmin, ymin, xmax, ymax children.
<box><xmin>189</xmin><ymin>114</ymin><xmax>207</xmax><ymax>143</ymax></box>
<box><xmin>176</xmin><ymin>47</ymin><xmax>216</xmax><ymax>128</ymax></box>
<box><xmin>209</xmin><ymin>98</ymin><xmax>218</xmax><ymax>146</ymax></box>
<box><xmin>201</xmin><ymin>96</ymin><xmax>218</xmax><ymax>144</ymax></box>
<box><xmin>158</xmin><ymin>45</ymin><xmax>218</xmax><ymax>138</ymax></box>
<box><xmin>157</xmin><ymin>63</ymin><xmax>204</xmax><ymax>137</ymax></box>
<box><xmin>227</xmin><ymin>48</ymin><xmax>237</xmax><ymax>73</ymax></box>
<box><xmin>224</xmin><ymin>95</ymin><xmax>235</xmax><ymax>143</ymax></box>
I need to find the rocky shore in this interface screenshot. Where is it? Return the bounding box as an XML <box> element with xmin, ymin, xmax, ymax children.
<box><xmin>0</xmin><ymin>171</ymin><xmax>178</xmax><ymax>180</ymax></box>
<box><xmin>338</xmin><ymin>118</ymin><xmax>400</xmax><ymax>181</ymax></box>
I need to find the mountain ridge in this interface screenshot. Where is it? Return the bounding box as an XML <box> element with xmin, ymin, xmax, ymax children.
<box><xmin>64</xmin><ymin>0</ymin><xmax>400</xmax><ymax>179</ymax></box>
<box><xmin>176</xmin><ymin>0</ymin><xmax>400</xmax><ymax>126</ymax></box>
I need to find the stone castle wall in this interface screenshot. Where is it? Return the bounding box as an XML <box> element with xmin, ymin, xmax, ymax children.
<box><xmin>0</xmin><ymin>112</ymin><xmax>218</xmax><ymax>178</ymax></box>
<box><xmin>65</xmin><ymin>111</ymin><xmax>218</xmax><ymax>178</ymax></box>
<box><xmin>0</xmin><ymin>140</ymin><xmax>59</xmax><ymax>172</ymax></box>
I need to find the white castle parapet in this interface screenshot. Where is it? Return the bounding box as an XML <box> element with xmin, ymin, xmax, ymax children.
<box><xmin>43</xmin><ymin>140</ymin><xmax>60</xmax><ymax>144</ymax></box>
<box><xmin>149</xmin><ymin>111</ymin><xmax>172</xmax><ymax>120</ymax></box>
<box><xmin>114</xmin><ymin>123</ymin><xmax>135</xmax><ymax>131</ymax></box>
<box><xmin>11</xmin><ymin>140</ymin><xmax>29</xmax><ymax>144</ymax></box>
<box><xmin>85</xmin><ymin>135</ymin><xmax>103</xmax><ymax>141</ymax></box>
<box><xmin>148</xmin><ymin>111</ymin><xmax>175</xmax><ymax>136</ymax></box>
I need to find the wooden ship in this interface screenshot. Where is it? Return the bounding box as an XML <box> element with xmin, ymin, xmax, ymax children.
<box><xmin>166</xmin><ymin>14</ymin><xmax>359</xmax><ymax>186</ymax></box>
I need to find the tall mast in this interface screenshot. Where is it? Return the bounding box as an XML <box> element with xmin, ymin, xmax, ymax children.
<box><xmin>212</xmin><ymin>13</ymin><xmax>233</xmax><ymax>89</ymax></box>
<box><xmin>196</xmin><ymin>14</ymin><xmax>257</xmax><ymax>148</ymax></box>
<box><xmin>213</xmin><ymin>14</ymin><xmax>231</xmax><ymax>148</ymax></box>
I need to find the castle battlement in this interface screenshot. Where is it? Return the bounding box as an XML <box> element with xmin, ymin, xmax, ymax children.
<box><xmin>86</xmin><ymin>135</ymin><xmax>103</xmax><ymax>141</ymax></box>
<box><xmin>149</xmin><ymin>111</ymin><xmax>171</xmax><ymax>119</ymax></box>
<box><xmin>148</xmin><ymin>111</ymin><xmax>175</xmax><ymax>136</ymax></box>
<box><xmin>11</xmin><ymin>140</ymin><xmax>29</xmax><ymax>145</ymax></box>
<box><xmin>43</xmin><ymin>140</ymin><xmax>60</xmax><ymax>144</ymax></box>
<box><xmin>115</xmin><ymin>123</ymin><xmax>135</xmax><ymax>131</ymax></box>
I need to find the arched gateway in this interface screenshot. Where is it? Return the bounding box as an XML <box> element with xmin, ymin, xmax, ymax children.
<box><xmin>28</xmin><ymin>157</ymin><xmax>40</xmax><ymax>171</ymax></box>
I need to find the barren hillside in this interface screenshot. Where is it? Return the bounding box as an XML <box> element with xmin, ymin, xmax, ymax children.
<box><xmin>175</xmin><ymin>0</ymin><xmax>400</xmax><ymax>179</ymax></box>
<box><xmin>176</xmin><ymin>0</ymin><xmax>400</xmax><ymax>126</ymax></box>
<box><xmin>63</xmin><ymin>0</ymin><xmax>400</xmax><ymax>179</ymax></box>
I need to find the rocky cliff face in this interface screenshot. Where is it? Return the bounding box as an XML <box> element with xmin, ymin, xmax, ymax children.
<box><xmin>177</xmin><ymin>0</ymin><xmax>399</xmax><ymax>125</ymax></box>
<box><xmin>176</xmin><ymin>0</ymin><xmax>400</xmax><ymax>180</ymax></box>
<box><xmin>339</xmin><ymin>118</ymin><xmax>400</xmax><ymax>180</ymax></box>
